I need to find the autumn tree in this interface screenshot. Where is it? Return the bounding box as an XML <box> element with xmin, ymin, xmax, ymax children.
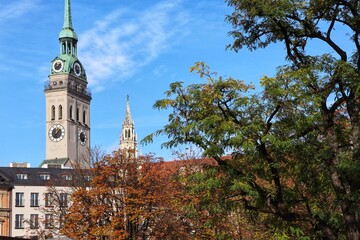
<box><xmin>31</xmin><ymin>147</ymin><xmax>103</xmax><ymax>239</ymax></box>
<box><xmin>60</xmin><ymin>149</ymin><xmax>194</xmax><ymax>240</ymax></box>
<box><xmin>143</xmin><ymin>0</ymin><xmax>360</xmax><ymax>238</ymax></box>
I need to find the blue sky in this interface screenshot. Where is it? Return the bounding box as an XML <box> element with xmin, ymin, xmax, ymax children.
<box><xmin>0</xmin><ymin>0</ymin><xmax>285</xmax><ymax>167</ymax></box>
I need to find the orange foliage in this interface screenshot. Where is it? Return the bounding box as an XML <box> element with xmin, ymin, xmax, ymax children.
<box><xmin>61</xmin><ymin>150</ymin><xmax>193</xmax><ymax>239</ymax></box>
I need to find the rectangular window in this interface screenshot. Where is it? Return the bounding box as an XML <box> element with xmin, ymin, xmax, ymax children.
<box><xmin>70</xmin><ymin>105</ymin><xmax>73</xmax><ymax>119</ymax></box>
<box><xmin>45</xmin><ymin>214</ymin><xmax>54</xmax><ymax>229</ymax></box>
<box><xmin>30</xmin><ymin>214</ymin><xmax>39</xmax><ymax>229</ymax></box>
<box><xmin>15</xmin><ymin>192</ymin><xmax>24</xmax><ymax>207</ymax></box>
<box><xmin>30</xmin><ymin>193</ymin><xmax>39</xmax><ymax>207</ymax></box>
<box><xmin>15</xmin><ymin>214</ymin><xmax>24</xmax><ymax>229</ymax></box>
<box><xmin>83</xmin><ymin>110</ymin><xmax>86</xmax><ymax>124</ymax></box>
<box><xmin>59</xmin><ymin>193</ymin><xmax>68</xmax><ymax>207</ymax></box>
<box><xmin>16</xmin><ymin>174</ymin><xmax>28</xmax><ymax>180</ymax></box>
<box><xmin>45</xmin><ymin>193</ymin><xmax>53</xmax><ymax>207</ymax></box>
<box><xmin>40</xmin><ymin>174</ymin><xmax>50</xmax><ymax>180</ymax></box>
<box><xmin>62</xmin><ymin>175</ymin><xmax>73</xmax><ymax>181</ymax></box>
<box><xmin>0</xmin><ymin>194</ymin><xmax>3</xmax><ymax>208</ymax></box>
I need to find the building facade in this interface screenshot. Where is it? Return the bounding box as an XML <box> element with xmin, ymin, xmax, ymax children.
<box><xmin>0</xmin><ymin>173</ymin><xmax>12</xmax><ymax>237</ymax></box>
<box><xmin>0</xmin><ymin>166</ymin><xmax>77</xmax><ymax>239</ymax></box>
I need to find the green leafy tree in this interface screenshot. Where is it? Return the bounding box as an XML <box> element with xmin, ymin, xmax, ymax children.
<box><xmin>173</xmin><ymin>158</ymin><xmax>272</xmax><ymax>240</ymax></box>
<box><xmin>143</xmin><ymin>0</ymin><xmax>360</xmax><ymax>237</ymax></box>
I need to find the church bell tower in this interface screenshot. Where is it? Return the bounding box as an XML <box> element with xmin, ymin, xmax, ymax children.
<box><xmin>120</xmin><ymin>96</ymin><xmax>138</xmax><ymax>158</ymax></box>
<box><xmin>43</xmin><ymin>0</ymin><xmax>91</xmax><ymax>168</ymax></box>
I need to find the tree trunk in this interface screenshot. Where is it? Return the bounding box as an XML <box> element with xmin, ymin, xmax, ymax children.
<box><xmin>343</xmin><ymin>201</ymin><xmax>360</xmax><ymax>240</ymax></box>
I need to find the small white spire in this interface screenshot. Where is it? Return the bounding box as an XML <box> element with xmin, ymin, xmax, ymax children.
<box><xmin>120</xmin><ymin>95</ymin><xmax>138</xmax><ymax>157</ymax></box>
<box><xmin>124</xmin><ymin>95</ymin><xmax>133</xmax><ymax>125</ymax></box>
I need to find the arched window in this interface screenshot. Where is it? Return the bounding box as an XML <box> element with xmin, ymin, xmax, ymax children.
<box><xmin>58</xmin><ymin>105</ymin><xmax>63</xmax><ymax>120</ymax></box>
<box><xmin>67</xmin><ymin>42</ymin><xmax>71</xmax><ymax>54</ymax></box>
<box><xmin>69</xmin><ymin>105</ymin><xmax>73</xmax><ymax>119</ymax></box>
<box><xmin>51</xmin><ymin>106</ymin><xmax>55</xmax><ymax>120</ymax></box>
<box><xmin>62</xmin><ymin>43</ymin><xmax>66</xmax><ymax>55</ymax></box>
<box><xmin>76</xmin><ymin>108</ymin><xmax>79</xmax><ymax>122</ymax></box>
<box><xmin>83</xmin><ymin>110</ymin><xmax>86</xmax><ymax>124</ymax></box>
<box><xmin>128</xmin><ymin>129</ymin><xmax>131</xmax><ymax>138</ymax></box>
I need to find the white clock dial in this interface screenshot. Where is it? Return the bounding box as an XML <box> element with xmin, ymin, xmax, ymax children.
<box><xmin>73</xmin><ymin>62</ymin><xmax>82</xmax><ymax>76</ymax></box>
<box><xmin>48</xmin><ymin>124</ymin><xmax>65</xmax><ymax>142</ymax></box>
<box><xmin>52</xmin><ymin>59</ymin><xmax>64</xmax><ymax>73</ymax></box>
<box><xmin>78</xmin><ymin>129</ymin><xmax>87</xmax><ymax>145</ymax></box>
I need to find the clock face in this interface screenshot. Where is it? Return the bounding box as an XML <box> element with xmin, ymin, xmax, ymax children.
<box><xmin>73</xmin><ymin>62</ymin><xmax>82</xmax><ymax>76</ymax></box>
<box><xmin>78</xmin><ymin>129</ymin><xmax>87</xmax><ymax>145</ymax></box>
<box><xmin>49</xmin><ymin>124</ymin><xmax>65</xmax><ymax>142</ymax></box>
<box><xmin>52</xmin><ymin>60</ymin><xmax>64</xmax><ymax>73</ymax></box>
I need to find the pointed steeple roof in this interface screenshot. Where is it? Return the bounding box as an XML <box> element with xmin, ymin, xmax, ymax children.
<box><xmin>63</xmin><ymin>0</ymin><xmax>73</xmax><ymax>29</ymax></box>
<box><xmin>59</xmin><ymin>0</ymin><xmax>78</xmax><ymax>40</ymax></box>
<box><xmin>120</xmin><ymin>95</ymin><xmax>137</xmax><ymax>157</ymax></box>
<box><xmin>123</xmin><ymin>95</ymin><xmax>133</xmax><ymax>125</ymax></box>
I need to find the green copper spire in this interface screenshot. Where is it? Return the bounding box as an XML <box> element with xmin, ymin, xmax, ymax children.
<box><xmin>59</xmin><ymin>0</ymin><xmax>78</xmax><ymax>40</ymax></box>
<box><xmin>63</xmin><ymin>0</ymin><xmax>73</xmax><ymax>29</ymax></box>
<box><xmin>50</xmin><ymin>0</ymin><xmax>86</xmax><ymax>81</ymax></box>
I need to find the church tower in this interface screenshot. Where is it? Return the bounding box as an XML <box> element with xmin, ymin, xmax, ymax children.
<box><xmin>43</xmin><ymin>0</ymin><xmax>91</xmax><ymax>168</ymax></box>
<box><xmin>120</xmin><ymin>96</ymin><xmax>138</xmax><ymax>158</ymax></box>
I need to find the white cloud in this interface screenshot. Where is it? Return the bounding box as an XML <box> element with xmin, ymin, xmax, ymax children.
<box><xmin>0</xmin><ymin>1</ymin><xmax>38</xmax><ymax>23</ymax></box>
<box><xmin>78</xmin><ymin>0</ymin><xmax>190</xmax><ymax>92</ymax></box>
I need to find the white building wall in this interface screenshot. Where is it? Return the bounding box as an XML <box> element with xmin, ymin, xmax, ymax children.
<box><xmin>11</xmin><ymin>185</ymin><xmax>71</xmax><ymax>238</ymax></box>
